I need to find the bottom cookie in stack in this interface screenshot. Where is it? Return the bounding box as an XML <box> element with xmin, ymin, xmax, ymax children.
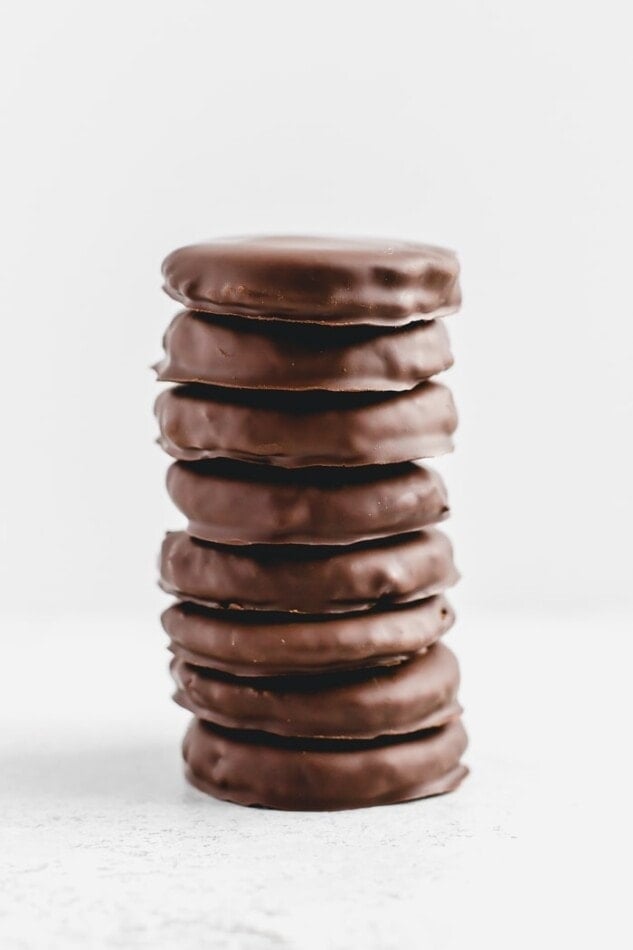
<box><xmin>182</xmin><ymin>718</ymin><xmax>468</xmax><ymax>811</ymax></box>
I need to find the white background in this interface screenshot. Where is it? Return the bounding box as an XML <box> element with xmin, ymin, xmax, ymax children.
<box><xmin>1</xmin><ymin>2</ymin><xmax>632</xmax><ymax>948</ymax></box>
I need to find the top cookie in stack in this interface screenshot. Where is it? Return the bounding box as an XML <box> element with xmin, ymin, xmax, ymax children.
<box><xmin>155</xmin><ymin>235</ymin><xmax>467</xmax><ymax>810</ymax></box>
<box><xmin>161</xmin><ymin>235</ymin><xmax>460</xmax><ymax>327</ymax></box>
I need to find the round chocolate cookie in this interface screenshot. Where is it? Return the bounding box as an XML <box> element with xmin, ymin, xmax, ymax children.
<box><xmin>172</xmin><ymin>642</ymin><xmax>461</xmax><ymax>739</ymax></box>
<box><xmin>162</xmin><ymin>236</ymin><xmax>461</xmax><ymax>326</ymax></box>
<box><xmin>155</xmin><ymin>310</ymin><xmax>453</xmax><ymax>391</ymax></box>
<box><xmin>182</xmin><ymin>717</ymin><xmax>469</xmax><ymax>810</ymax></box>
<box><xmin>166</xmin><ymin>460</ymin><xmax>449</xmax><ymax>546</ymax></box>
<box><xmin>160</xmin><ymin>529</ymin><xmax>459</xmax><ymax>614</ymax></box>
<box><xmin>163</xmin><ymin>596</ymin><xmax>455</xmax><ymax>676</ymax></box>
<box><xmin>155</xmin><ymin>382</ymin><xmax>457</xmax><ymax>467</ymax></box>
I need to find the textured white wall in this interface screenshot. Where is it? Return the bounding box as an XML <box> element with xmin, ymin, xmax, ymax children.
<box><xmin>1</xmin><ymin>0</ymin><xmax>631</xmax><ymax>616</ymax></box>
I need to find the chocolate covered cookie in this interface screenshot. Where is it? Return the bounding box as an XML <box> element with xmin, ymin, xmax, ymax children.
<box><xmin>162</xmin><ymin>236</ymin><xmax>460</xmax><ymax>326</ymax></box>
<box><xmin>155</xmin><ymin>310</ymin><xmax>453</xmax><ymax>391</ymax></box>
<box><xmin>183</xmin><ymin>717</ymin><xmax>469</xmax><ymax>810</ymax></box>
<box><xmin>155</xmin><ymin>382</ymin><xmax>457</xmax><ymax>467</ymax></box>
<box><xmin>166</xmin><ymin>460</ymin><xmax>449</xmax><ymax>545</ymax></box>
<box><xmin>163</xmin><ymin>596</ymin><xmax>455</xmax><ymax>676</ymax></box>
<box><xmin>160</xmin><ymin>529</ymin><xmax>459</xmax><ymax>614</ymax></box>
<box><xmin>172</xmin><ymin>642</ymin><xmax>461</xmax><ymax>739</ymax></box>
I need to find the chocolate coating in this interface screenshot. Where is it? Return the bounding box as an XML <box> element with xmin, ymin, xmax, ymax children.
<box><xmin>183</xmin><ymin>717</ymin><xmax>469</xmax><ymax>810</ymax></box>
<box><xmin>163</xmin><ymin>596</ymin><xmax>455</xmax><ymax>676</ymax></box>
<box><xmin>167</xmin><ymin>460</ymin><xmax>449</xmax><ymax>545</ymax></box>
<box><xmin>160</xmin><ymin>529</ymin><xmax>459</xmax><ymax>614</ymax></box>
<box><xmin>155</xmin><ymin>382</ymin><xmax>457</xmax><ymax>467</ymax></box>
<box><xmin>172</xmin><ymin>642</ymin><xmax>461</xmax><ymax>739</ymax></box>
<box><xmin>155</xmin><ymin>310</ymin><xmax>454</xmax><ymax>391</ymax></box>
<box><xmin>162</xmin><ymin>236</ymin><xmax>461</xmax><ymax>326</ymax></box>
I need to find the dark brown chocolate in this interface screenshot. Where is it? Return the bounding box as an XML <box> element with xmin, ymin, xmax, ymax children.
<box><xmin>155</xmin><ymin>382</ymin><xmax>457</xmax><ymax>467</ymax></box>
<box><xmin>160</xmin><ymin>529</ymin><xmax>459</xmax><ymax>614</ymax></box>
<box><xmin>155</xmin><ymin>310</ymin><xmax>453</xmax><ymax>391</ymax></box>
<box><xmin>172</xmin><ymin>642</ymin><xmax>461</xmax><ymax>739</ymax></box>
<box><xmin>166</xmin><ymin>460</ymin><xmax>449</xmax><ymax>545</ymax></box>
<box><xmin>163</xmin><ymin>596</ymin><xmax>455</xmax><ymax>676</ymax></box>
<box><xmin>183</xmin><ymin>717</ymin><xmax>469</xmax><ymax>809</ymax></box>
<box><xmin>162</xmin><ymin>236</ymin><xmax>461</xmax><ymax>326</ymax></box>
<box><xmin>157</xmin><ymin>234</ymin><xmax>467</xmax><ymax>810</ymax></box>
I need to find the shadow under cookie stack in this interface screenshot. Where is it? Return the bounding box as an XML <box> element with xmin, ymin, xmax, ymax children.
<box><xmin>155</xmin><ymin>236</ymin><xmax>468</xmax><ymax>810</ymax></box>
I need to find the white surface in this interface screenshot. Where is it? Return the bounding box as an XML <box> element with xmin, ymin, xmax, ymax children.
<box><xmin>1</xmin><ymin>610</ymin><xmax>630</xmax><ymax>950</ymax></box>
<box><xmin>1</xmin><ymin>0</ymin><xmax>632</xmax><ymax>615</ymax></box>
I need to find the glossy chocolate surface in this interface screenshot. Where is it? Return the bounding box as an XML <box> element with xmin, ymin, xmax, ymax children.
<box><xmin>183</xmin><ymin>717</ymin><xmax>469</xmax><ymax>810</ymax></box>
<box><xmin>155</xmin><ymin>310</ymin><xmax>453</xmax><ymax>391</ymax></box>
<box><xmin>155</xmin><ymin>382</ymin><xmax>457</xmax><ymax>467</ymax></box>
<box><xmin>166</xmin><ymin>460</ymin><xmax>449</xmax><ymax>545</ymax></box>
<box><xmin>160</xmin><ymin>529</ymin><xmax>459</xmax><ymax>613</ymax></box>
<box><xmin>163</xmin><ymin>596</ymin><xmax>455</xmax><ymax>676</ymax></box>
<box><xmin>172</xmin><ymin>642</ymin><xmax>461</xmax><ymax>739</ymax></box>
<box><xmin>162</xmin><ymin>236</ymin><xmax>461</xmax><ymax>326</ymax></box>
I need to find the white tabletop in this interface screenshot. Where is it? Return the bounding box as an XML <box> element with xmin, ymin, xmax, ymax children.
<box><xmin>1</xmin><ymin>610</ymin><xmax>629</xmax><ymax>949</ymax></box>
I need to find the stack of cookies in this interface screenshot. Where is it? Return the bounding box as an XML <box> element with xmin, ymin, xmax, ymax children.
<box><xmin>155</xmin><ymin>236</ymin><xmax>468</xmax><ymax>810</ymax></box>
